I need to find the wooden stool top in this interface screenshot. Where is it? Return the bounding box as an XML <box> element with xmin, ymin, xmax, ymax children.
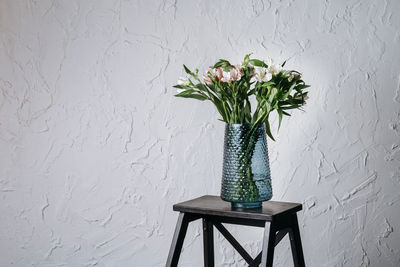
<box><xmin>173</xmin><ymin>195</ymin><xmax>302</xmax><ymax>221</ymax></box>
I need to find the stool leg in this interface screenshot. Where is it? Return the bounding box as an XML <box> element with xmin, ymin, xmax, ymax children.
<box><xmin>288</xmin><ymin>214</ymin><xmax>306</xmax><ymax>267</ymax></box>
<box><xmin>261</xmin><ymin>221</ymin><xmax>276</xmax><ymax>267</ymax></box>
<box><xmin>166</xmin><ymin>213</ymin><xmax>190</xmax><ymax>267</ymax></box>
<box><xmin>202</xmin><ymin>218</ymin><xmax>214</xmax><ymax>267</ymax></box>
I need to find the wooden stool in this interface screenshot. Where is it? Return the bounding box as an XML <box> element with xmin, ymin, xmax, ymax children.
<box><xmin>166</xmin><ymin>195</ymin><xmax>305</xmax><ymax>267</ymax></box>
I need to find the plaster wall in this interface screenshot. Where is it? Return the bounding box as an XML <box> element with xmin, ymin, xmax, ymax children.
<box><xmin>0</xmin><ymin>0</ymin><xmax>400</xmax><ymax>266</ymax></box>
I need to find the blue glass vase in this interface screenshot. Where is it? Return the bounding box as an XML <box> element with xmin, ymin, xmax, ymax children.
<box><xmin>220</xmin><ymin>123</ymin><xmax>272</xmax><ymax>208</ymax></box>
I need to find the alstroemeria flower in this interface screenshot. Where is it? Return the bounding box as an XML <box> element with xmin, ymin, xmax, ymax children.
<box><xmin>268</xmin><ymin>64</ymin><xmax>282</xmax><ymax>75</ymax></box>
<box><xmin>221</xmin><ymin>70</ymin><xmax>231</xmax><ymax>83</ymax></box>
<box><xmin>287</xmin><ymin>72</ymin><xmax>294</xmax><ymax>82</ymax></box>
<box><xmin>288</xmin><ymin>72</ymin><xmax>301</xmax><ymax>82</ymax></box>
<box><xmin>176</xmin><ymin>77</ymin><xmax>189</xmax><ymax>93</ymax></box>
<box><xmin>208</xmin><ymin>68</ymin><xmax>217</xmax><ymax>77</ymax></box>
<box><xmin>230</xmin><ymin>65</ymin><xmax>243</xmax><ymax>81</ymax></box>
<box><xmin>215</xmin><ymin>67</ymin><xmax>224</xmax><ymax>81</ymax></box>
<box><xmin>203</xmin><ymin>68</ymin><xmax>216</xmax><ymax>84</ymax></box>
<box><xmin>249</xmin><ymin>66</ymin><xmax>255</xmax><ymax>76</ymax></box>
<box><xmin>265</xmin><ymin>57</ymin><xmax>282</xmax><ymax>75</ymax></box>
<box><xmin>177</xmin><ymin>77</ymin><xmax>189</xmax><ymax>86</ymax></box>
<box><xmin>203</xmin><ymin>73</ymin><xmax>212</xmax><ymax>84</ymax></box>
<box><xmin>254</xmin><ymin>67</ymin><xmax>272</xmax><ymax>82</ymax></box>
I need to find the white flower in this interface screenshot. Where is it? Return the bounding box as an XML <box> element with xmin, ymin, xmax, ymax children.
<box><xmin>265</xmin><ymin>57</ymin><xmax>273</xmax><ymax>66</ymax></box>
<box><xmin>208</xmin><ymin>68</ymin><xmax>217</xmax><ymax>77</ymax></box>
<box><xmin>203</xmin><ymin>73</ymin><xmax>212</xmax><ymax>85</ymax></box>
<box><xmin>203</xmin><ymin>68</ymin><xmax>216</xmax><ymax>84</ymax></box>
<box><xmin>221</xmin><ymin>71</ymin><xmax>231</xmax><ymax>83</ymax></box>
<box><xmin>177</xmin><ymin>77</ymin><xmax>189</xmax><ymax>86</ymax></box>
<box><xmin>265</xmin><ymin>57</ymin><xmax>282</xmax><ymax>76</ymax></box>
<box><xmin>254</xmin><ymin>67</ymin><xmax>272</xmax><ymax>82</ymax></box>
<box><xmin>176</xmin><ymin>77</ymin><xmax>189</xmax><ymax>94</ymax></box>
<box><xmin>268</xmin><ymin>64</ymin><xmax>282</xmax><ymax>76</ymax></box>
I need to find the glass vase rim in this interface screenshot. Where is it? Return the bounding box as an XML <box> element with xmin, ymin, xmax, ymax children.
<box><xmin>224</xmin><ymin>122</ymin><xmax>265</xmax><ymax>127</ymax></box>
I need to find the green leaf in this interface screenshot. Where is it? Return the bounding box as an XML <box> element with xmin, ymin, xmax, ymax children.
<box><xmin>213</xmin><ymin>59</ymin><xmax>231</xmax><ymax>68</ymax></box>
<box><xmin>296</xmin><ymin>84</ymin><xmax>310</xmax><ymax>90</ymax></box>
<box><xmin>223</xmin><ymin>66</ymin><xmax>231</xmax><ymax>72</ymax></box>
<box><xmin>243</xmin><ymin>53</ymin><xmax>252</xmax><ymax>66</ymax></box>
<box><xmin>213</xmin><ymin>100</ymin><xmax>229</xmax><ymax>122</ymax></box>
<box><xmin>174</xmin><ymin>89</ymin><xmax>193</xmax><ymax>95</ymax></box>
<box><xmin>277</xmin><ymin>109</ymin><xmax>283</xmax><ymax>130</ymax></box>
<box><xmin>182</xmin><ymin>65</ymin><xmax>200</xmax><ymax>81</ymax></box>
<box><xmin>187</xmin><ymin>94</ymin><xmax>208</xmax><ymax>101</ymax></box>
<box><xmin>283</xmin><ymin>83</ymin><xmax>297</xmax><ymax>98</ymax></box>
<box><xmin>249</xmin><ymin>59</ymin><xmax>267</xmax><ymax>68</ymax></box>
<box><xmin>183</xmin><ymin>64</ymin><xmax>192</xmax><ymax>74</ymax></box>
<box><xmin>247</xmin><ymin>88</ymin><xmax>256</xmax><ymax>96</ymax></box>
<box><xmin>261</xmin><ymin>81</ymin><xmax>275</xmax><ymax>88</ymax></box>
<box><xmin>269</xmin><ymin>87</ymin><xmax>278</xmax><ymax>102</ymax></box>
<box><xmin>244</xmin><ymin>99</ymin><xmax>252</xmax><ymax>123</ymax></box>
<box><xmin>281</xmin><ymin>60</ymin><xmax>287</xmax><ymax>67</ymax></box>
<box><xmin>288</xmin><ymin>98</ymin><xmax>304</xmax><ymax>104</ymax></box>
<box><xmin>195</xmin><ymin>83</ymin><xmax>208</xmax><ymax>92</ymax></box>
<box><xmin>173</xmin><ymin>84</ymin><xmax>192</xmax><ymax>90</ymax></box>
<box><xmin>280</xmin><ymin>104</ymin><xmax>302</xmax><ymax>110</ymax></box>
<box><xmin>175</xmin><ymin>93</ymin><xmax>207</xmax><ymax>101</ymax></box>
<box><xmin>175</xmin><ymin>89</ymin><xmax>207</xmax><ymax>101</ymax></box>
<box><xmin>264</xmin><ymin>119</ymin><xmax>275</xmax><ymax>141</ymax></box>
<box><xmin>264</xmin><ymin>101</ymin><xmax>271</xmax><ymax>113</ymax></box>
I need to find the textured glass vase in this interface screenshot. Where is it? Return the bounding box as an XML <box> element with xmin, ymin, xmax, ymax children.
<box><xmin>221</xmin><ymin>123</ymin><xmax>272</xmax><ymax>208</ymax></box>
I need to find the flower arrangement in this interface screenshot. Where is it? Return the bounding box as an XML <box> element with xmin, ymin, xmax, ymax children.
<box><xmin>173</xmin><ymin>54</ymin><xmax>310</xmax><ymax>205</ymax></box>
<box><xmin>173</xmin><ymin>54</ymin><xmax>309</xmax><ymax>140</ymax></box>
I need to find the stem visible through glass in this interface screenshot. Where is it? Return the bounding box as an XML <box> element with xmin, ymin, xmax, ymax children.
<box><xmin>232</xmin><ymin>126</ymin><xmax>260</xmax><ymax>201</ymax></box>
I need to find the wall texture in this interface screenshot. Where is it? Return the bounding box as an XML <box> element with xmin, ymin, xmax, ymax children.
<box><xmin>1</xmin><ymin>0</ymin><xmax>400</xmax><ymax>266</ymax></box>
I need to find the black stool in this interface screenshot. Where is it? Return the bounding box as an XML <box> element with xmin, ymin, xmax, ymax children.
<box><xmin>166</xmin><ymin>195</ymin><xmax>305</xmax><ymax>267</ymax></box>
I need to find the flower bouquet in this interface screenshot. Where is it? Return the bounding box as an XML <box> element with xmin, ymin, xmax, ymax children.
<box><xmin>174</xmin><ymin>54</ymin><xmax>309</xmax><ymax>208</ymax></box>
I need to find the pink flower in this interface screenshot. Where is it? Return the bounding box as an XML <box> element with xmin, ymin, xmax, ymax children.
<box><xmin>215</xmin><ymin>67</ymin><xmax>224</xmax><ymax>81</ymax></box>
<box><xmin>230</xmin><ymin>65</ymin><xmax>243</xmax><ymax>81</ymax></box>
<box><xmin>212</xmin><ymin>66</ymin><xmax>243</xmax><ymax>83</ymax></box>
<box><xmin>288</xmin><ymin>72</ymin><xmax>301</xmax><ymax>82</ymax></box>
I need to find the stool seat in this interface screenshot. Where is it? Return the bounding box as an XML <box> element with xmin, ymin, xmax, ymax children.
<box><xmin>173</xmin><ymin>195</ymin><xmax>302</xmax><ymax>221</ymax></box>
<box><xmin>166</xmin><ymin>195</ymin><xmax>306</xmax><ymax>267</ymax></box>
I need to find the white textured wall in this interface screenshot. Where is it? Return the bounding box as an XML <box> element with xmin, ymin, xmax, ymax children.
<box><xmin>1</xmin><ymin>0</ymin><xmax>399</xmax><ymax>266</ymax></box>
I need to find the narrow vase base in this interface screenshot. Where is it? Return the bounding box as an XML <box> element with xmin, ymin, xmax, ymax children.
<box><xmin>231</xmin><ymin>201</ymin><xmax>262</xmax><ymax>209</ymax></box>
